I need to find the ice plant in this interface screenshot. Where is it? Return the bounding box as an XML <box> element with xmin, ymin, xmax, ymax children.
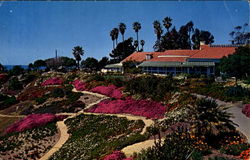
<box><xmin>103</xmin><ymin>151</ymin><xmax>133</xmax><ymax>160</ymax></box>
<box><xmin>242</xmin><ymin>104</ymin><xmax>250</xmax><ymax>118</ymax></box>
<box><xmin>41</xmin><ymin>77</ymin><xmax>63</xmax><ymax>86</ymax></box>
<box><xmin>5</xmin><ymin>113</ymin><xmax>67</xmax><ymax>134</ymax></box>
<box><xmin>72</xmin><ymin>79</ymin><xmax>88</xmax><ymax>91</ymax></box>
<box><xmin>90</xmin><ymin>85</ymin><xmax>123</xmax><ymax>99</ymax></box>
<box><xmin>87</xmin><ymin>97</ymin><xmax>166</xmax><ymax>119</ymax></box>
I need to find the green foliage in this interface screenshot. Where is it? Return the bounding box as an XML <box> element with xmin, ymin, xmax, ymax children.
<box><xmin>8</xmin><ymin>65</ymin><xmax>24</xmax><ymax>76</ymax></box>
<box><xmin>34</xmin><ymin>59</ymin><xmax>46</xmax><ymax>69</ymax></box>
<box><xmin>125</xmin><ymin>75</ymin><xmax>176</xmax><ymax>101</ymax></box>
<box><xmin>51</xmin><ymin>88</ymin><xmax>65</xmax><ymax>98</ymax></box>
<box><xmin>81</xmin><ymin>57</ymin><xmax>99</xmax><ymax>70</ymax></box>
<box><xmin>0</xmin><ymin>94</ymin><xmax>18</xmax><ymax>110</ymax></box>
<box><xmin>35</xmin><ymin>95</ymin><xmax>49</xmax><ymax>105</ymax></box>
<box><xmin>220</xmin><ymin>143</ymin><xmax>249</xmax><ymax>156</ymax></box>
<box><xmin>98</xmin><ymin>57</ymin><xmax>109</xmax><ymax>69</ymax></box>
<box><xmin>86</xmin><ymin>74</ymin><xmax>105</xmax><ymax>83</ymax></box>
<box><xmin>208</xmin><ymin>157</ymin><xmax>237</xmax><ymax>160</ymax></box>
<box><xmin>225</xmin><ymin>85</ymin><xmax>250</xmax><ymax>97</ymax></box>
<box><xmin>135</xmin><ymin>128</ymin><xmax>195</xmax><ymax>160</ymax></box>
<box><xmin>8</xmin><ymin>77</ymin><xmax>23</xmax><ymax>90</ymax></box>
<box><xmin>219</xmin><ymin>46</ymin><xmax>250</xmax><ymax>79</ymax></box>
<box><xmin>50</xmin><ymin>114</ymin><xmax>145</xmax><ymax>160</ymax></box>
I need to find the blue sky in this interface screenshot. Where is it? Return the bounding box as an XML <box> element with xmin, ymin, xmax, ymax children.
<box><xmin>0</xmin><ymin>1</ymin><xmax>249</xmax><ymax>65</ymax></box>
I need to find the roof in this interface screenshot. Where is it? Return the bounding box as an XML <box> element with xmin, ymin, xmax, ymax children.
<box><xmin>138</xmin><ymin>61</ymin><xmax>215</xmax><ymax>67</ymax></box>
<box><xmin>105</xmin><ymin>63</ymin><xmax>123</xmax><ymax>68</ymax></box>
<box><xmin>122</xmin><ymin>45</ymin><xmax>236</xmax><ymax>63</ymax></box>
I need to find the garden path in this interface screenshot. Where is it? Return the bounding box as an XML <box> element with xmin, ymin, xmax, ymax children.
<box><xmin>0</xmin><ymin>114</ymin><xmax>25</xmax><ymax>118</ymax></box>
<box><xmin>192</xmin><ymin>93</ymin><xmax>250</xmax><ymax>143</ymax></box>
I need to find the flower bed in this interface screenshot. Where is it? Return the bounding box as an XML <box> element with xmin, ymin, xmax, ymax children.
<box><xmin>103</xmin><ymin>151</ymin><xmax>133</xmax><ymax>160</ymax></box>
<box><xmin>72</xmin><ymin>79</ymin><xmax>88</xmax><ymax>91</ymax></box>
<box><xmin>86</xmin><ymin>97</ymin><xmax>167</xmax><ymax>119</ymax></box>
<box><xmin>41</xmin><ymin>77</ymin><xmax>63</xmax><ymax>86</ymax></box>
<box><xmin>90</xmin><ymin>85</ymin><xmax>123</xmax><ymax>99</ymax></box>
<box><xmin>242</xmin><ymin>104</ymin><xmax>250</xmax><ymax>118</ymax></box>
<box><xmin>5</xmin><ymin>113</ymin><xmax>66</xmax><ymax>134</ymax></box>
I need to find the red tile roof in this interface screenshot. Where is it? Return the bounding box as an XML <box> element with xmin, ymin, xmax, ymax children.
<box><xmin>121</xmin><ymin>45</ymin><xmax>237</xmax><ymax>63</ymax></box>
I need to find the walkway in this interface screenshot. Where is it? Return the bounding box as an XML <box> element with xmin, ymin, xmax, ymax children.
<box><xmin>192</xmin><ymin>93</ymin><xmax>250</xmax><ymax>143</ymax></box>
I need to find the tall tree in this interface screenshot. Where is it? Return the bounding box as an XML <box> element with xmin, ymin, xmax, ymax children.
<box><xmin>178</xmin><ymin>25</ymin><xmax>190</xmax><ymax>49</ymax></box>
<box><xmin>229</xmin><ymin>23</ymin><xmax>250</xmax><ymax>44</ymax></box>
<box><xmin>72</xmin><ymin>46</ymin><xmax>84</xmax><ymax>69</ymax></box>
<box><xmin>119</xmin><ymin>23</ymin><xmax>126</xmax><ymax>42</ymax></box>
<box><xmin>34</xmin><ymin>59</ymin><xmax>46</xmax><ymax>70</ymax></box>
<box><xmin>81</xmin><ymin>57</ymin><xmax>99</xmax><ymax>70</ymax></box>
<box><xmin>98</xmin><ymin>57</ymin><xmax>109</xmax><ymax>69</ymax></box>
<box><xmin>133</xmin><ymin>22</ymin><xmax>141</xmax><ymax>51</ymax></box>
<box><xmin>134</xmin><ymin>40</ymin><xmax>139</xmax><ymax>50</ymax></box>
<box><xmin>192</xmin><ymin>29</ymin><xmax>214</xmax><ymax>49</ymax></box>
<box><xmin>186</xmin><ymin>21</ymin><xmax>194</xmax><ymax>48</ymax></box>
<box><xmin>153</xmin><ymin>20</ymin><xmax>163</xmax><ymax>41</ymax></box>
<box><xmin>162</xmin><ymin>17</ymin><xmax>172</xmax><ymax>32</ymax></box>
<box><xmin>113</xmin><ymin>28</ymin><xmax>119</xmax><ymax>46</ymax></box>
<box><xmin>110</xmin><ymin>29</ymin><xmax>116</xmax><ymax>49</ymax></box>
<box><xmin>140</xmin><ymin>40</ymin><xmax>145</xmax><ymax>51</ymax></box>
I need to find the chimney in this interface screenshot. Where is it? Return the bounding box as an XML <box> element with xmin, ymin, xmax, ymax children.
<box><xmin>200</xmin><ymin>41</ymin><xmax>208</xmax><ymax>50</ymax></box>
<box><xmin>145</xmin><ymin>54</ymin><xmax>153</xmax><ymax>60</ymax></box>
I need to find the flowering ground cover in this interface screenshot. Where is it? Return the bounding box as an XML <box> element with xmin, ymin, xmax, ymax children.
<box><xmin>49</xmin><ymin>114</ymin><xmax>146</xmax><ymax>160</ymax></box>
<box><xmin>41</xmin><ymin>77</ymin><xmax>63</xmax><ymax>86</ymax></box>
<box><xmin>103</xmin><ymin>151</ymin><xmax>133</xmax><ymax>160</ymax></box>
<box><xmin>0</xmin><ymin>122</ymin><xmax>59</xmax><ymax>160</ymax></box>
<box><xmin>5</xmin><ymin>113</ymin><xmax>66</xmax><ymax>134</ymax></box>
<box><xmin>91</xmin><ymin>85</ymin><xmax>123</xmax><ymax>99</ymax></box>
<box><xmin>242</xmin><ymin>104</ymin><xmax>250</xmax><ymax>118</ymax></box>
<box><xmin>86</xmin><ymin>97</ymin><xmax>167</xmax><ymax>119</ymax></box>
<box><xmin>72</xmin><ymin>79</ymin><xmax>88</xmax><ymax>91</ymax></box>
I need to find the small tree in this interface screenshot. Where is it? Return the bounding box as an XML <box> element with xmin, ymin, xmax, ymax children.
<box><xmin>81</xmin><ymin>57</ymin><xmax>99</xmax><ymax>70</ymax></box>
<box><xmin>72</xmin><ymin>46</ymin><xmax>84</xmax><ymax>69</ymax></box>
<box><xmin>34</xmin><ymin>59</ymin><xmax>46</xmax><ymax>70</ymax></box>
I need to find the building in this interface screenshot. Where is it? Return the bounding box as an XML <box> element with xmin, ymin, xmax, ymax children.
<box><xmin>104</xmin><ymin>42</ymin><xmax>237</xmax><ymax>76</ymax></box>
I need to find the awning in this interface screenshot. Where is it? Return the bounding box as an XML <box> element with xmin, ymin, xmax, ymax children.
<box><xmin>104</xmin><ymin>63</ymin><xmax>123</xmax><ymax>69</ymax></box>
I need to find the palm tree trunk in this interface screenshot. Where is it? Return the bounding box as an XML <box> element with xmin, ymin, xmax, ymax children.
<box><xmin>136</xmin><ymin>32</ymin><xmax>139</xmax><ymax>51</ymax></box>
<box><xmin>113</xmin><ymin>40</ymin><xmax>115</xmax><ymax>49</ymax></box>
<box><xmin>116</xmin><ymin>39</ymin><xmax>118</xmax><ymax>47</ymax></box>
<box><xmin>77</xmin><ymin>60</ymin><xmax>80</xmax><ymax>70</ymax></box>
<box><xmin>122</xmin><ymin>35</ymin><xmax>125</xmax><ymax>54</ymax></box>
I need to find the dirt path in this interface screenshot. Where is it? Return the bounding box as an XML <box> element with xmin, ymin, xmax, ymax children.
<box><xmin>192</xmin><ymin>93</ymin><xmax>250</xmax><ymax>143</ymax></box>
<box><xmin>0</xmin><ymin>114</ymin><xmax>25</xmax><ymax>118</ymax></box>
<box><xmin>39</xmin><ymin>121</ymin><xmax>69</xmax><ymax>160</ymax></box>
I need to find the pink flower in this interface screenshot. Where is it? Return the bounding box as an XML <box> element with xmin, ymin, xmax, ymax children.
<box><xmin>87</xmin><ymin>97</ymin><xmax>166</xmax><ymax>119</ymax></box>
<box><xmin>91</xmin><ymin>85</ymin><xmax>123</xmax><ymax>99</ymax></box>
<box><xmin>242</xmin><ymin>104</ymin><xmax>250</xmax><ymax>118</ymax></box>
<box><xmin>41</xmin><ymin>77</ymin><xmax>63</xmax><ymax>86</ymax></box>
<box><xmin>103</xmin><ymin>151</ymin><xmax>132</xmax><ymax>160</ymax></box>
<box><xmin>72</xmin><ymin>80</ymin><xmax>88</xmax><ymax>91</ymax></box>
<box><xmin>5</xmin><ymin>114</ymin><xmax>67</xmax><ymax>134</ymax></box>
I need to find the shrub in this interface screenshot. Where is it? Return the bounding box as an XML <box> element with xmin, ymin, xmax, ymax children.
<box><xmin>87</xmin><ymin>97</ymin><xmax>166</xmax><ymax>119</ymax></box>
<box><xmin>35</xmin><ymin>95</ymin><xmax>49</xmax><ymax>105</ymax></box>
<box><xmin>0</xmin><ymin>95</ymin><xmax>18</xmax><ymax>110</ymax></box>
<box><xmin>86</xmin><ymin>74</ymin><xmax>105</xmax><ymax>83</ymax></box>
<box><xmin>8</xmin><ymin>77</ymin><xmax>23</xmax><ymax>90</ymax></box>
<box><xmin>5</xmin><ymin>113</ymin><xmax>66</xmax><ymax>134</ymax></box>
<box><xmin>90</xmin><ymin>85</ymin><xmax>123</xmax><ymax>99</ymax></box>
<box><xmin>242</xmin><ymin>104</ymin><xmax>250</xmax><ymax>118</ymax></box>
<box><xmin>51</xmin><ymin>88</ymin><xmax>65</xmax><ymax>98</ymax></box>
<box><xmin>41</xmin><ymin>77</ymin><xmax>63</xmax><ymax>86</ymax></box>
<box><xmin>103</xmin><ymin>151</ymin><xmax>127</xmax><ymax>160</ymax></box>
<box><xmin>220</xmin><ymin>143</ymin><xmax>249</xmax><ymax>156</ymax></box>
<box><xmin>0</xmin><ymin>73</ymin><xmax>8</xmax><ymax>83</ymax></box>
<box><xmin>225</xmin><ymin>85</ymin><xmax>250</xmax><ymax>97</ymax></box>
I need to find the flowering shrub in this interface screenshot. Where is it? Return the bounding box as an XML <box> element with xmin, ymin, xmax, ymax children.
<box><xmin>103</xmin><ymin>151</ymin><xmax>133</xmax><ymax>160</ymax></box>
<box><xmin>242</xmin><ymin>104</ymin><xmax>250</xmax><ymax>118</ymax></box>
<box><xmin>41</xmin><ymin>77</ymin><xmax>63</xmax><ymax>86</ymax></box>
<box><xmin>220</xmin><ymin>143</ymin><xmax>249</xmax><ymax>156</ymax></box>
<box><xmin>0</xmin><ymin>73</ymin><xmax>8</xmax><ymax>83</ymax></box>
<box><xmin>5</xmin><ymin>113</ymin><xmax>66</xmax><ymax>134</ymax></box>
<box><xmin>72</xmin><ymin>80</ymin><xmax>88</xmax><ymax>91</ymax></box>
<box><xmin>91</xmin><ymin>85</ymin><xmax>123</xmax><ymax>99</ymax></box>
<box><xmin>87</xmin><ymin>97</ymin><xmax>166</xmax><ymax>119</ymax></box>
<box><xmin>239</xmin><ymin>148</ymin><xmax>250</xmax><ymax>160</ymax></box>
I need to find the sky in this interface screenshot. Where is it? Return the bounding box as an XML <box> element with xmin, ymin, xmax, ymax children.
<box><xmin>0</xmin><ymin>1</ymin><xmax>249</xmax><ymax>65</ymax></box>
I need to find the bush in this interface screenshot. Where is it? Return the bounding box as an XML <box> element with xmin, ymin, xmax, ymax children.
<box><xmin>225</xmin><ymin>85</ymin><xmax>250</xmax><ymax>97</ymax></box>
<box><xmin>35</xmin><ymin>95</ymin><xmax>49</xmax><ymax>105</ymax></box>
<box><xmin>51</xmin><ymin>88</ymin><xmax>65</xmax><ymax>98</ymax></box>
<box><xmin>0</xmin><ymin>95</ymin><xmax>18</xmax><ymax>110</ymax></box>
<box><xmin>220</xmin><ymin>143</ymin><xmax>249</xmax><ymax>156</ymax></box>
<box><xmin>125</xmin><ymin>75</ymin><xmax>176</xmax><ymax>101</ymax></box>
<box><xmin>8</xmin><ymin>77</ymin><xmax>23</xmax><ymax>90</ymax></box>
<box><xmin>86</xmin><ymin>74</ymin><xmax>105</xmax><ymax>83</ymax></box>
<box><xmin>90</xmin><ymin>85</ymin><xmax>123</xmax><ymax>99</ymax></box>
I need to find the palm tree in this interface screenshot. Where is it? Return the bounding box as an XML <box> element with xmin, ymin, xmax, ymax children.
<box><xmin>119</xmin><ymin>23</ymin><xmax>126</xmax><ymax>42</ymax></box>
<box><xmin>72</xmin><ymin>46</ymin><xmax>84</xmax><ymax>69</ymax></box>
<box><xmin>163</xmin><ymin>17</ymin><xmax>172</xmax><ymax>32</ymax></box>
<box><xmin>133</xmin><ymin>40</ymin><xmax>139</xmax><ymax>50</ymax></box>
<box><xmin>110</xmin><ymin>29</ymin><xmax>116</xmax><ymax>49</ymax></box>
<box><xmin>140</xmin><ymin>40</ymin><xmax>145</xmax><ymax>51</ymax></box>
<box><xmin>153</xmin><ymin>20</ymin><xmax>163</xmax><ymax>41</ymax></box>
<box><xmin>133</xmin><ymin>22</ymin><xmax>141</xmax><ymax>51</ymax></box>
<box><xmin>113</xmin><ymin>28</ymin><xmax>119</xmax><ymax>47</ymax></box>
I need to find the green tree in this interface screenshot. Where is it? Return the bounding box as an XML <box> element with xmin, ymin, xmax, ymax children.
<box><xmin>140</xmin><ymin>40</ymin><xmax>145</xmax><ymax>51</ymax></box>
<box><xmin>72</xmin><ymin>46</ymin><xmax>84</xmax><ymax>69</ymax></box>
<box><xmin>153</xmin><ymin>20</ymin><xmax>163</xmax><ymax>41</ymax></box>
<box><xmin>34</xmin><ymin>59</ymin><xmax>46</xmax><ymax>70</ymax></box>
<box><xmin>219</xmin><ymin>46</ymin><xmax>250</xmax><ymax>82</ymax></box>
<box><xmin>133</xmin><ymin>22</ymin><xmax>141</xmax><ymax>51</ymax></box>
<box><xmin>0</xmin><ymin>63</ymin><xmax>4</xmax><ymax>72</ymax></box>
<box><xmin>192</xmin><ymin>29</ymin><xmax>214</xmax><ymax>49</ymax></box>
<box><xmin>81</xmin><ymin>57</ymin><xmax>99</xmax><ymax>70</ymax></box>
<box><xmin>162</xmin><ymin>16</ymin><xmax>172</xmax><ymax>32</ymax></box>
<box><xmin>119</xmin><ymin>23</ymin><xmax>126</xmax><ymax>42</ymax></box>
<box><xmin>110</xmin><ymin>29</ymin><xmax>116</xmax><ymax>49</ymax></box>
<box><xmin>9</xmin><ymin>65</ymin><xmax>24</xmax><ymax>76</ymax></box>
<box><xmin>133</xmin><ymin>40</ymin><xmax>139</xmax><ymax>50</ymax></box>
<box><xmin>229</xmin><ymin>23</ymin><xmax>250</xmax><ymax>45</ymax></box>
<box><xmin>113</xmin><ymin>28</ymin><xmax>119</xmax><ymax>46</ymax></box>
<box><xmin>109</xmin><ymin>37</ymin><xmax>136</xmax><ymax>63</ymax></box>
<box><xmin>28</xmin><ymin>63</ymin><xmax>34</xmax><ymax>70</ymax></box>
<box><xmin>61</xmin><ymin>57</ymin><xmax>76</xmax><ymax>68</ymax></box>
<box><xmin>98</xmin><ymin>57</ymin><xmax>109</xmax><ymax>69</ymax></box>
